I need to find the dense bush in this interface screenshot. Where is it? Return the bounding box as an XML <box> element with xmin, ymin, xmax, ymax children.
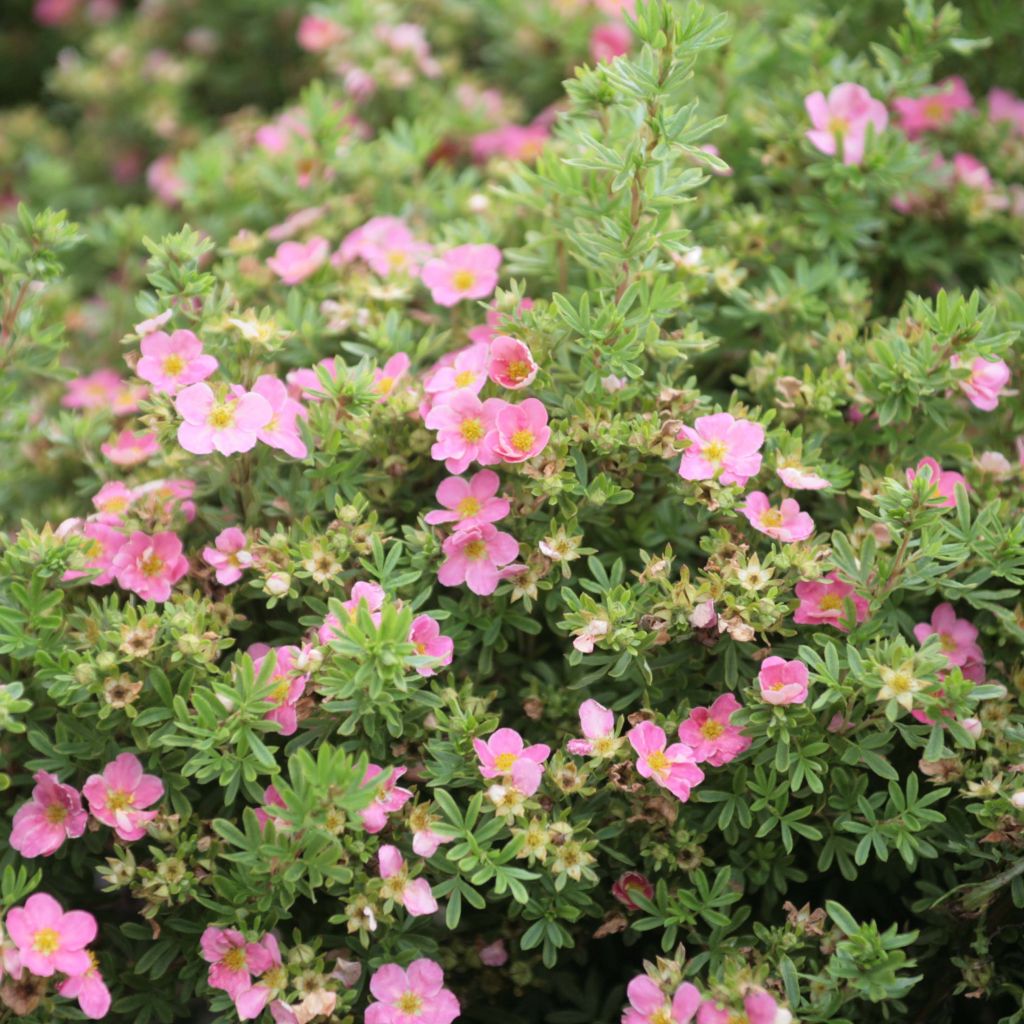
<box><xmin>1</xmin><ymin>1</ymin><xmax>1024</xmax><ymax>1022</ymax></box>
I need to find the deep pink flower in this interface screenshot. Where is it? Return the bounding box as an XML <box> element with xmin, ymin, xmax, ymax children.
<box><xmin>10</xmin><ymin>771</ymin><xmax>88</xmax><ymax>858</ymax></box>
<box><xmin>254</xmin><ymin>784</ymin><xmax>288</xmax><ymax>832</ymax></box>
<box><xmin>203</xmin><ymin>527</ymin><xmax>252</xmax><ymax>585</ymax></box>
<box><xmin>438</xmin><ymin>523</ymin><xmax>520</xmax><ymax>596</ymax></box>
<box><xmin>61</xmin><ymin>521</ymin><xmax>126</xmax><ymax>586</ymax></box>
<box><xmin>623</xmin><ymin>976</ymin><xmax>701</xmax><ymax>1024</ymax></box>
<box><xmin>83</xmin><ymin>752</ymin><xmax>164</xmax><ymax>841</ymax></box>
<box><xmin>913</xmin><ymin>603</ymin><xmax>983</xmax><ymax>668</ymax></box>
<box><xmin>365</xmin><ymin>959</ymin><xmax>460</xmax><ymax>1024</ymax></box>
<box><xmin>740</xmin><ymin>492</ymin><xmax>815</xmax><ymax>543</ymax></box>
<box><xmin>951</xmin><ymin>355</ymin><xmax>1011</xmax><ymax>412</ymax></box>
<box><xmin>374</xmin><ymin>353</ymin><xmax>411</xmax><ymax>401</ymax></box>
<box><xmin>378</xmin><ymin>845</ymin><xmax>438</xmax><ymax>916</ymax></box>
<box><xmin>100</xmin><ymin>429</ymin><xmax>159</xmax><ymax>466</ymax></box>
<box><xmin>793</xmin><ymin>572</ymin><xmax>869</xmax><ymax>631</ymax></box>
<box><xmin>111</xmin><ymin>530</ymin><xmax>189</xmax><ymax>602</ymax></box>
<box><xmin>57</xmin><ymin>956</ymin><xmax>111</xmax><ymax>1020</ymax></box>
<box><xmin>200</xmin><ymin>927</ymin><xmax>275</xmax><ymax>1000</ymax></box>
<box><xmin>611</xmin><ymin>871</ymin><xmax>654</xmax><ymax>911</ymax></box>
<box><xmin>676</xmin><ymin>693</ymin><xmax>751</xmax><ymax>766</ymax></box>
<box><xmin>360</xmin><ymin>765</ymin><xmax>413</xmax><ymax>834</ymax></box>
<box><xmin>252</xmin><ymin>375</ymin><xmax>308</xmax><ymax>458</ymax></box>
<box><xmin>566</xmin><ymin>699</ymin><xmax>618</xmax><ymax>757</ymax></box>
<box><xmin>420</xmin><ymin>244</ymin><xmax>502</xmax><ymax>306</ymax></box>
<box><xmin>483</xmin><ymin>397</ymin><xmax>550</xmax><ymax>463</ymax></box>
<box><xmin>627</xmin><ymin>721</ymin><xmax>704</xmax><ymax>803</ymax></box>
<box><xmin>677</xmin><ymin>413</ymin><xmax>764</xmax><ymax>487</ymax></box>
<box><xmin>487</xmin><ymin>335</ymin><xmax>538</xmax><ymax>390</ymax></box>
<box><xmin>408</xmin><ymin>615</ymin><xmax>454</xmax><ymax>677</ymax></box>
<box><xmin>5</xmin><ymin>894</ymin><xmax>95</xmax><ymax>979</ymax></box>
<box><xmin>175</xmin><ymin>382</ymin><xmax>273</xmax><ymax>456</ymax></box>
<box><xmin>135</xmin><ymin>329</ymin><xmax>218</xmax><ymax>395</ymax></box>
<box><xmin>250</xmin><ymin>645</ymin><xmax>308</xmax><ymax>736</ymax></box>
<box><xmin>590</xmin><ymin>21</ymin><xmax>632</xmax><ymax>63</ymax></box>
<box><xmin>424</xmin><ymin>470</ymin><xmax>510</xmax><ymax>529</ymax></box>
<box><xmin>906</xmin><ymin>457</ymin><xmax>968</xmax><ymax>508</ymax></box>
<box><xmin>473</xmin><ymin>727</ymin><xmax>550</xmax><ymax>796</ymax></box>
<box><xmin>759</xmin><ymin>656</ymin><xmax>810</xmax><ymax>705</ymax></box>
<box><xmin>892</xmin><ymin>76</ymin><xmax>972</xmax><ymax>138</ymax></box>
<box><xmin>804</xmin><ymin>83</ymin><xmax>888</xmax><ymax>165</ymax></box>
<box><xmin>426</xmin><ymin>392</ymin><xmax>502</xmax><ymax>473</ymax></box>
<box><xmin>267</xmin><ymin>237</ymin><xmax>329</xmax><ymax>284</ymax></box>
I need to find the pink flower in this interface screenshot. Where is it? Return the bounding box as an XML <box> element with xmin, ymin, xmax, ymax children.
<box><xmin>360</xmin><ymin>765</ymin><xmax>413</xmax><ymax>834</ymax></box>
<box><xmin>250</xmin><ymin>645</ymin><xmax>308</xmax><ymax>736</ymax></box>
<box><xmin>296</xmin><ymin>14</ymin><xmax>345</xmax><ymax>51</ymax></box>
<box><xmin>804</xmin><ymin>83</ymin><xmax>888</xmax><ymax>165</ymax></box>
<box><xmin>61</xmin><ymin>521</ymin><xmax>126</xmax><ymax>586</ymax></box>
<box><xmin>267</xmin><ymin>237</ymin><xmax>329</xmax><ymax>285</ymax></box>
<box><xmin>627</xmin><ymin>721</ymin><xmax>704</xmax><ymax>802</ymax></box>
<box><xmin>410</xmin><ymin>807</ymin><xmax>453</xmax><ymax>859</ymax></box>
<box><xmin>408</xmin><ymin>615</ymin><xmax>454</xmax><ymax>677</ymax></box>
<box><xmin>133</xmin><ymin>478</ymin><xmax>197</xmax><ymax>522</ymax></box>
<box><xmin>913</xmin><ymin>603</ymin><xmax>983</xmax><ymax>668</ymax></box>
<box><xmin>676</xmin><ymin>694</ymin><xmax>751</xmax><ymax>766</ymax></box>
<box><xmin>374</xmin><ymin>353</ymin><xmax>411</xmax><ymax>400</ymax></box>
<box><xmin>741</xmin><ymin>492</ymin><xmax>815</xmax><ymax>543</ymax></box>
<box><xmin>100</xmin><ymin>429</ymin><xmax>159</xmax><ymax>466</ymax></box>
<box><xmin>623</xmin><ymin>976</ymin><xmax>701</xmax><ymax>1024</ymax></box>
<box><xmin>203</xmin><ymin>527</ymin><xmax>252</xmax><ymax>585</ymax></box>
<box><xmin>426</xmin><ymin>392</ymin><xmax>502</xmax><ymax>473</ymax></box>
<box><xmin>793</xmin><ymin>572</ymin><xmax>869</xmax><ymax>631</ymax></box>
<box><xmin>473</xmin><ymin>727</ymin><xmax>550</xmax><ymax>796</ymax></box>
<box><xmin>776</xmin><ymin>460</ymin><xmax>830</xmax><ymax>490</ymax></box>
<box><xmin>488</xmin><ymin>335</ymin><xmax>539</xmax><ymax>390</ymax></box>
<box><xmin>420</xmin><ymin>244</ymin><xmax>502</xmax><ymax>306</ymax></box>
<box><xmin>438</xmin><ymin>523</ymin><xmax>520</xmax><ymax>596</ymax></box>
<box><xmin>92</xmin><ymin>480</ymin><xmax>135</xmax><ymax>524</ymax></box>
<box><xmin>951</xmin><ymin>355</ymin><xmax>1011</xmax><ymax>412</ymax></box>
<box><xmin>378</xmin><ymin>845</ymin><xmax>438</xmax><ymax>916</ymax></box>
<box><xmin>234</xmin><ymin>934</ymin><xmax>284</xmax><ymax>1020</ymax></box>
<box><xmin>424</xmin><ymin>470</ymin><xmax>510</xmax><ymax>529</ymax></box>
<box><xmin>287</xmin><ymin>357</ymin><xmax>341</xmax><ymax>402</ymax></box>
<box><xmin>111</xmin><ymin>530</ymin><xmax>189</xmax><ymax>602</ymax></box>
<box><xmin>175</xmin><ymin>382</ymin><xmax>273</xmax><ymax>456</ymax></box>
<box><xmin>318</xmin><ymin>581</ymin><xmax>387</xmax><ymax>642</ymax></box>
<box><xmin>611</xmin><ymin>872</ymin><xmax>654</xmax><ymax>911</ymax></box>
<box><xmin>83</xmin><ymin>752</ymin><xmax>164</xmax><ymax>841</ymax></box>
<box><xmin>906</xmin><ymin>457</ymin><xmax>968</xmax><ymax>508</ymax></box>
<box><xmin>697</xmin><ymin>992</ymin><xmax>785</xmax><ymax>1024</ymax></box>
<box><xmin>57</xmin><ymin>957</ymin><xmax>111</xmax><ymax>1020</ymax></box>
<box><xmin>677</xmin><ymin>413</ymin><xmax>765</xmax><ymax>486</ymax></box>
<box><xmin>892</xmin><ymin>76</ymin><xmax>972</xmax><ymax>138</ymax></box>
<box><xmin>62</xmin><ymin>369</ymin><xmax>127</xmax><ymax>410</ymax></box>
<box><xmin>483</xmin><ymin>397</ymin><xmax>550</xmax><ymax>463</ymax></box>
<box><xmin>252</xmin><ymin>375</ymin><xmax>308</xmax><ymax>458</ymax></box>
<box><xmin>479</xmin><ymin>939</ymin><xmax>508</xmax><ymax>967</ymax></box>
<box><xmin>423</xmin><ymin>343</ymin><xmax>490</xmax><ymax>405</ymax></box>
<box><xmin>952</xmin><ymin>153</ymin><xmax>994</xmax><ymax>191</ymax></box>
<box><xmin>135</xmin><ymin>329</ymin><xmax>218</xmax><ymax>395</ymax></box>
<box><xmin>566</xmin><ymin>699</ymin><xmax>618</xmax><ymax>757</ymax></box>
<box><xmin>989</xmin><ymin>88</ymin><xmax>1024</xmax><ymax>135</ymax></box>
<box><xmin>5</xmin><ymin>893</ymin><xmax>96</xmax><ymax>978</ymax></box>
<box><xmin>471</xmin><ymin>123</ymin><xmax>549</xmax><ymax>162</ymax></box>
<box><xmin>200</xmin><ymin>927</ymin><xmax>275</xmax><ymax>1000</ymax></box>
<box><xmin>146</xmin><ymin>155</ymin><xmax>185</xmax><ymax>205</ymax></box>
<box><xmin>10</xmin><ymin>771</ymin><xmax>88</xmax><ymax>857</ymax></box>
<box><xmin>339</xmin><ymin>218</ymin><xmax>432</xmax><ymax>277</ymax></box>
<box><xmin>590</xmin><ymin>21</ymin><xmax>632</xmax><ymax>63</ymax></box>
<box><xmin>365</xmin><ymin>959</ymin><xmax>460</xmax><ymax>1024</ymax></box>
<box><xmin>572</xmin><ymin>618</ymin><xmax>610</xmax><ymax>654</ymax></box>
<box><xmin>134</xmin><ymin>309</ymin><xmax>172</xmax><ymax>335</ymax></box>
<box><xmin>467</xmin><ymin>299</ymin><xmax>534</xmax><ymax>345</ymax></box>
<box><xmin>254</xmin><ymin>784</ymin><xmax>288</xmax><ymax>832</ymax></box>
<box><xmin>758</xmin><ymin>656</ymin><xmax>810</xmax><ymax>706</ymax></box>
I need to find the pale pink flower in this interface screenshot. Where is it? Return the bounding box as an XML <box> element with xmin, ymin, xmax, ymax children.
<box><xmin>623</xmin><ymin>976</ymin><xmax>701</xmax><ymax>1024</ymax></box>
<box><xmin>804</xmin><ymin>83</ymin><xmax>888</xmax><ymax>165</ymax></box>
<box><xmin>340</xmin><ymin>219</ymin><xmax>432</xmax><ymax>277</ymax></box>
<box><xmin>741</xmin><ymin>492</ymin><xmax>815</xmax><ymax>543</ymax></box>
<box><xmin>83</xmin><ymin>752</ymin><xmax>164</xmax><ymax>841</ymax></box>
<box><xmin>627</xmin><ymin>721</ymin><xmax>705</xmax><ymax>802</ymax></box>
<box><xmin>483</xmin><ymin>397</ymin><xmax>550</xmax><ymax>463</ymax></box>
<box><xmin>250</xmin><ymin>645</ymin><xmax>308</xmax><ymax>736</ymax></box>
<box><xmin>360</xmin><ymin>765</ymin><xmax>413</xmax><ymax>834</ymax></box>
<box><xmin>758</xmin><ymin>656</ymin><xmax>810</xmax><ymax>706</ymax></box>
<box><xmin>698</xmin><ymin>991</ymin><xmax>788</xmax><ymax>1024</ymax></box>
<box><xmin>906</xmin><ymin>457</ymin><xmax>968</xmax><ymax>508</ymax></box>
<box><xmin>426</xmin><ymin>392</ymin><xmax>502</xmax><ymax>473</ymax></box>
<box><xmin>296</xmin><ymin>14</ymin><xmax>346</xmax><ymax>51</ymax></box>
<box><xmin>590</xmin><ymin>21</ymin><xmax>632</xmax><ymax>63</ymax></box>
<box><xmin>146</xmin><ymin>154</ymin><xmax>185</xmax><ymax>205</ymax></box>
<box><xmin>267</xmin><ymin>206</ymin><xmax>326</xmax><ymax>242</ymax></box>
<box><xmin>373</xmin><ymin>353</ymin><xmax>411</xmax><ymax>401</ymax></box>
<box><xmin>677</xmin><ymin>413</ymin><xmax>764</xmax><ymax>486</ymax></box>
<box><xmin>234</xmin><ymin>934</ymin><xmax>284</xmax><ymax>1020</ymax></box>
<box><xmin>951</xmin><ymin>355</ymin><xmax>1011</xmax><ymax>411</ymax></box>
<box><xmin>5</xmin><ymin>893</ymin><xmax>95</xmax><ymax>978</ymax></box>
<box><xmin>572</xmin><ymin>618</ymin><xmax>610</xmax><ymax>654</ymax></box>
<box><xmin>92</xmin><ymin>481</ymin><xmax>135</xmax><ymax>524</ymax></box>
<box><xmin>318</xmin><ymin>581</ymin><xmax>387</xmax><ymax>643</ymax></box>
<box><xmin>135</xmin><ymin>329</ymin><xmax>217</xmax><ymax>395</ymax></box>
<box><xmin>10</xmin><ymin>771</ymin><xmax>87</xmax><ymax>857</ymax></box>
<box><xmin>267</xmin><ymin>237</ymin><xmax>329</xmax><ymax>284</ymax></box>
<box><xmin>420</xmin><ymin>244</ymin><xmax>502</xmax><ymax>306</ymax></box>
<box><xmin>479</xmin><ymin>939</ymin><xmax>508</xmax><ymax>967</ymax></box>
<box><xmin>62</xmin><ymin>369</ymin><xmax>126</xmax><ymax>410</ymax></box>
<box><xmin>408</xmin><ymin>615</ymin><xmax>454</xmax><ymax>676</ymax></box>
<box><xmin>793</xmin><ymin>572</ymin><xmax>869</xmax><ymax>631</ymax></box>
<box><xmin>676</xmin><ymin>693</ymin><xmax>751</xmax><ymax>767</ymax></box>
<box><xmin>913</xmin><ymin>603</ymin><xmax>983</xmax><ymax>668</ymax></box>
<box><xmin>111</xmin><ymin>530</ymin><xmax>189</xmax><ymax>602</ymax></box>
<box><xmin>776</xmin><ymin>459</ymin><xmax>830</xmax><ymax>490</ymax></box>
<box><xmin>989</xmin><ymin>88</ymin><xmax>1024</xmax><ymax>135</ymax></box>
<box><xmin>133</xmin><ymin>309</ymin><xmax>172</xmax><ymax>334</ymax></box>
<box><xmin>424</xmin><ymin>470</ymin><xmax>509</xmax><ymax>528</ymax></box>
<box><xmin>61</xmin><ymin>521</ymin><xmax>126</xmax><ymax>586</ymax></box>
<box><xmin>175</xmin><ymin>382</ymin><xmax>273</xmax><ymax>456</ymax></box>
<box><xmin>203</xmin><ymin>527</ymin><xmax>252</xmax><ymax>585</ymax></box>
<box><xmin>470</xmin><ymin>123</ymin><xmax>549</xmax><ymax>162</ymax></box>
<box><xmin>410</xmin><ymin>806</ymin><xmax>453</xmax><ymax>859</ymax></box>
<box><xmin>952</xmin><ymin>153</ymin><xmax>994</xmax><ymax>191</ymax></box>
<box><xmin>100</xmin><ymin>428</ymin><xmax>159</xmax><ymax>466</ymax></box>
<box><xmin>473</xmin><ymin>727</ymin><xmax>550</xmax><ymax>796</ymax></box>
<box><xmin>365</xmin><ymin>960</ymin><xmax>460</xmax><ymax>1024</ymax></box>
<box><xmin>378</xmin><ymin>845</ymin><xmax>438</xmax><ymax>916</ymax></box>
<box><xmin>423</xmin><ymin>344</ymin><xmax>490</xmax><ymax>409</ymax></box>
<box><xmin>488</xmin><ymin>335</ymin><xmax>538</xmax><ymax>390</ymax></box>
<box><xmin>200</xmin><ymin>927</ymin><xmax>275</xmax><ymax>1000</ymax></box>
<box><xmin>566</xmin><ymin>699</ymin><xmax>619</xmax><ymax>757</ymax></box>
<box><xmin>286</xmin><ymin>357</ymin><xmax>342</xmax><ymax>402</ymax></box>
<box><xmin>438</xmin><ymin>523</ymin><xmax>520</xmax><ymax>596</ymax></box>
<box><xmin>252</xmin><ymin>375</ymin><xmax>308</xmax><ymax>458</ymax></box>
<box><xmin>893</xmin><ymin>76</ymin><xmax>972</xmax><ymax>138</ymax></box>
<box><xmin>133</xmin><ymin>478</ymin><xmax>197</xmax><ymax>522</ymax></box>
<box><xmin>57</xmin><ymin>956</ymin><xmax>111</xmax><ymax>1020</ymax></box>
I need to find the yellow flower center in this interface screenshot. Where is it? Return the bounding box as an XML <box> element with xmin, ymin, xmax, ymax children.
<box><xmin>925</xmin><ymin>99</ymin><xmax>946</xmax><ymax>120</ymax></box>
<box><xmin>33</xmin><ymin>928</ymin><xmax>61</xmax><ymax>955</ymax></box>
<box><xmin>222</xmin><ymin>947</ymin><xmax>248</xmax><ymax>972</ymax></box>
<box><xmin>388</xmin><ymin>249</ymin><xmax>408</xmax><ymax>268</ymax></box>
<box><xmin>700</xmin><ymin>719</ymin><xmax>725</xmax><ymax>740</ymax></box>
<box><xmin>85</xmin><ymin>540</ymin><xmax>103</xmax><ymax>559</ymax></box>
<box><xmin>208</xmin><ymin>403</ymin><xmax>236</xmax><ymax>430</ymax></box>
<box><xmin>760</xmin><ymin>508</ymin><xmax>784</xmax><ymax>528</ymax></box>
<box><xmin>827</xmin><ymin>116</ymin><xmax>848</xmax><ymax>136</ymax></box>
<box><xmin>45</xmin><ymin>803</ymin><xmax>68</xmax><ymax>825</ymax></box>
<box><xmin>510</xmin><ymin>429</ymin><xmax>535</xmax><ymax>453</ymax></box>
<box><xmin>107</xmin><ymin>789</ymin><xmax>135</xmax><ymax>811</ymax></box>
<box><xmin>939</xmin><ymin>632</ymin><xmax>957</xmax><ymax>652</ymax></box>
<box><xmin>103</xmin><ymin>496</ymin><xmax>129</xmax><ymax>513</ymax></box>
<box><xmin>703</xmin><ymin>440</ymin><xmax>728</xmax><ymax>463</ymax></box>
<box><xmin>505</xmin><ymin>359</ymin><xmax>531</xmax><ymax>382</ymax></box>
<box><xmin>397</xmin><ymin>992</ymin><xmax>423</xmax><ymax>1014</ymax></box>
<box><xmin>819</xmin><ymin>593</ymin><xmax>842</xmax><ymax>610</ymax></box>
<box><xmin>375</xmin><ymin>376</ymin><xmax>394</xmax><ymax>395</ymax></box>
<box><xmin>494</xmin><ymin>752</ymin><xmax>517</xmax><ymax>772</ymax></box>
<box><xmin>271</xmin><ymin>681</ymin><xmax>291</xmax><ymax>704</ymax></box>
<box><xmin>460</xmin><ymin>418</ymin><xmax>484</xmax><ymax>442</ymax></box>
<box><xmin>140</xmin><ymin>553</ymin><xmax>165</xmax><ymax>577</ymax></box>
<box><xmin>452</xmin><ymin>269</ymin><xmax>476</xmax><ymax>292</ymax></box>
<box><xmin>887</xmin><ymin>671</ymin><xmax>913</xmax><ymax>693</ymax></box>
<box><xmin>456</xmin><ymin>496</ymin><xmax>481</xmax><ymax>518</ymax></box>
<box><xmin>162</xmin><ymin>354</ymin><xmax>187</xmax><ymax>377</ymax></box>
<box><xmin>454</xmin><ymin>370</ymin><xmax>477</xmax><ymax>388</ymax></box>
<box><xmin>592</xmin><ymin>736</ymin><xmax>617</xmax><ymax>757</ymax></box>
<box><xmin>651</xmin><ymin>1009</ymin><xmax>674</xmax><ymax>1024</ymax></box>
<box><xmin>464</xmin><ymin>539</ymin><xmax>487</xmax><ymax>560</ymax></box>
<box><xmin>646</xmin><ymin>751</ymin><xmax>669</xmax><ymax>774</ymax></box>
